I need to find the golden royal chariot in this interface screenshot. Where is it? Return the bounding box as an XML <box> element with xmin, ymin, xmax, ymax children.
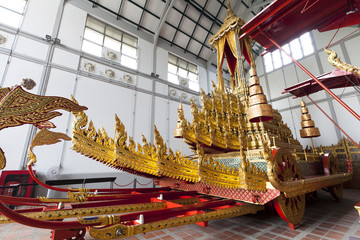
<box><xmin>0</xmin><ymin>1</ymin><xmax>358</xmax><ymax>239</ymax></box>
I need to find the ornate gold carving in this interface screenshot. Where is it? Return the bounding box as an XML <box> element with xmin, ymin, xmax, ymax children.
<box><xmin>0</xmin><ymin>86</ymin><xmax>87</xmax><ymax>131</ymax></box>
<box><xmin>88</xmin><ymin>204</ymin><xmax>264</xmax><ymax>239</ymax></box>
<box><xmin>267</xmin><ymin>148</ymin><xmax>352</xmax><ymax>198</ymax></box>
<box><xmin>355</xmin><ymin>202</ymin><xmax>360</xmax><ymax>222</ymax></box>
<box><xmin>276</xmin><ymin>193</ymin><xmax>305</xmax><ymax>225</ymax></box>
<box><xmin>209</xmin><ymin>0</ymin><xmax>245</xmax><ymax>45</ymax></box>
<box><xmin>28</xmin><ymin>128</ymin><xmax>71</xmax><ymax>165</ymax></box>
<box><xmin>71</xmin><ymin>103</ymin><xmax>116</xmax><ymax>169</ymax></box>
<box><xmin>316</xmin><ymin>137</ymin><xmax>360</xmax><ymax>162</ymax></box>
<box><xmin>247</xmin><ymin>68</ymin><xmax>273</xmax><ymax>122</ymax></box>
<box><xmin>0</xmin><ymin>147</ymin><xmax>5</xmax><ymax>170</ymax></box>
<box><xmin>113</xmin><ymin>118</ymin><xmax>160</xmax><ymax>176</ymax></box>
<box><xmin>0</xmin><ymin>87</ymin><xmax>10</xmax><ymax>101</ymax></box>
<box><xmin>325</xmin><ymin>48</ymin><xmax>360</xmax><ymax>77</ymax></box>
<box><xmin>299</xmin><ymin>100</ymin><xmax>320</xmax><ymax>138</ymax></box>
<box><xmin>0</xmin><ymin>202</ymin><xmax>166</xmax><ymax>224</ymax></box>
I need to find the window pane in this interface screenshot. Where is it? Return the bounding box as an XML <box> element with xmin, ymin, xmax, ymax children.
<box><xmin>178</xmin><ymin>59</ymin><xmax>187</xmax><ymax>69</ymax></box>
<box><xmin>188</xmin><ymin>72</ymin><xmax>197</xmax><ymax>81</ymax></box>
<box><xmin>281</xmin><ymin>44</ymin><xmax>292</xmax><ymax>65</ymax></box>
<box><xmin>300</xmin><ymin>32</ymin><xmax>314</xmax><ymax>56</ymax></box>
<box><xmin>168</xmin><ymin>54</ymin><xmax>177</xmax><ymax>65</ymax></box>
<box><xmin>188</xmin><ymin>63</ymin><xmax>197</xmax><ymax>73</ymax></box>
<box><xmin>263</xmin><ymin>52</ymin><xmax>273</xmax><ymax>72</ymax></box>
<box><xmin>289</xmin><ymin>38</ymin><xmax>303</xmax><ymax>60</ymax></box>
<box><xmin>178</xmin><ymin>68</ymin><xmax>188</xmax><ymax>78</ymax></box>
<box><xmin>168</xmin><ymin>63</ymin><xmax>177</xmax><ymax>74</ymax></box>
<box><xmin>189</xmin><ymin>81</ymin><xmax>199</xmax><ymax>92</ymax></box>
<box><xmin>105</xmin><ymin>25</ymin><xmax>122</xmax><ymax>41</ymax></box>
<box><xmin>86</xmin><ymin>16</ymin><xmax>105</xmax><ymax>33</ymax></box>
<box><xmin>0</xmin><ymin>8</ymin><xmax>22</xmax><ymax>28</ymax></box>
<box><xmin>272</xmin><ymin>49</ymin><xmax>282</xmax><ymax>69</ymax></box>
<box><xmin>121</xmin><ymin>55</ymin><xmax>137</xmax><ymax>69</ymax></box>
<box><xmin>82</xmin><ymin>40</ymin><xmax>102</xmax><ymax>57</ymax></box>
<box><xmin>84</xmin><ymin>28</ymin><xmax>103</xmax><ymax>45</ymax></box>
<box><xmin>123</xmin><ymin>33</ymin><xmax>137</xmax><ymax>47</ymax></box>
<box><xmin>168</xmin><ymin>73</ymin><xmax>178</xmax><ymax>84</ymax></box>
<box><xmin>104</xmin><ymin>36</ymin><xmax>121</xmax><ymax>52</ymax></box>
<box><xmin>122</xmin><ymin>44</ymin><xmax>137</xmax><ymax>58</ymax></box>
<box><xmin>0</xmin><ymin>0</ymin><xmax>26</xmax><ymax>13</ymax></box>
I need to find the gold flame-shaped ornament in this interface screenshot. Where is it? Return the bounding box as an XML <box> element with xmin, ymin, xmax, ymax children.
<box><xmin>299</xmin><ymin>100</ymin><xmax>320</xmax><ymax>138</ymax></box>
<box><xmin>246</xmin><ymin>68</ymin><xmax>273</xmax><ymax>122</ymax></box>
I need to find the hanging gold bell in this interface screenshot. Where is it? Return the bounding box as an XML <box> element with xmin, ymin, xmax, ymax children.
<box><xmin>174</xmin><ymin>103</ymin><xmax>184</xmax><ymax>138</ymax></box>
<box><xmin>299</xmin><ymin>100</ymin><xmax>320</xmax><ymax>138</ymax></box>
<box><xmin>247</xmin><ymin>68</ymin><xmax>273</xmax><ymax>122</ymax></box>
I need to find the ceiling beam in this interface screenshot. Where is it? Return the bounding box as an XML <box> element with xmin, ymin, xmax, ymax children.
<box><xmin>184</xmin><ymin>0</ymin><xmax>209</xmax><ymax>53</ymax></box>
<box><xmin>196</xmin><ymin>0</ymin><xmax>225</xmax><ymax>60</ymax></box>
<box><xmin>170</xmin><ymin>3</ymin><xmax>189</xmax><ymax>47</ymax></box>
<box><xmin>166</xmin><ymin>21</ymin><xmax>211</xmax><ymax>50</ymax></box>
<box><xmin>116</xmin><ymin>0</ymin><xmax>124</xmax><ymax>20</ymax></box>
<box><xmin>171</xmin><ymin>5</ymin><xmax>215</xmax><ymax>37</ymax></box>
<box><xmin>137</xmin><ymin>0</ymin><xmax>149</xmax><ymax>30</ymax></box>
<box><xmin>154</xmin><ymin>0</ymin><xmax>175</xmax><ymax>45</ymax></box>
<box><xmin>127</xmin><ymin>0</ymin><xmax>160</xmax><ymax>19</ymax></box>
<box><xmin>184</xmin><ymin>0</ymin><xmax>222</xmax><ymax>27</ymax></box>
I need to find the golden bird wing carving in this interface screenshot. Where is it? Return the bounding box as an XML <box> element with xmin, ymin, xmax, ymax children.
<box><xmin>0</xmin><ymin>86</ymin><xmax>88</xmax><ymax>131</ymax></box>
<box><xmin>30</xmin><ymin>128</ymin><xmax>71</xmax><ymax>148</ymax></box>
<box><xmin>28</xmin><ymin>128</ymin><xmax>71</xmax><ymax>165</ymax></box>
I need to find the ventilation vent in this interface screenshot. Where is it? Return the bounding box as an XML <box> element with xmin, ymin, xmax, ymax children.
<box><xmin>107</xmin><ymin>51</ymin><xmax>117</xmax><ymax>60</ymax></box>
<box><xmin>105</xmin><ymin>69</ymin><xmax>115</xmax><ymax>78</ymax></box>
<box><xmin>179</xmin><ymin>77</ymin><xmax>188</xmax><ymax>88</ymax></box>
<box><xmin>169</xmin><ymin>89</ymin><xmax>176</xmax><ymax>96</ymax></box>
<box><xmin>123</xmin><ymin>74</ymin><xmax>133</xmax><ymax>84</ymax></box>
<box><xmin>181</xmin><ymin>93</ymin><xmax>187</xmax><ymax>100</ymax></box>
<box><xmin>0</xmin><ymin>34</ymin><xmax>6</xmax><ymax>45</ymax></box>
<box><xmin>84</xmin><ymin>62</ymin><xmax>95</xmax><ymax>73</ymax></box>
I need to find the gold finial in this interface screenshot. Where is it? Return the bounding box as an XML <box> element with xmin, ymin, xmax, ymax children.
<box><xmin>226</xmin><ymin>0</ymin><xmax>235</xmax><ymax>17</ymax></box>
<box><xmin>300</xmin><ymin>99</ymin><xmax>306</xmax><ymax>107</ymax></box>
<box><xmin>227</xmin><ymin>0</ymin><xmax>232</xmax><ymax>10</ymax></box>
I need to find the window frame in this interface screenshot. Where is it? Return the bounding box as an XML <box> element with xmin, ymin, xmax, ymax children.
<box><xmin>82</xmin><ymin>15</ymin><xmax>138</xmax><ymax>70</ymax></box>
<box><xmin>263</xmin><ymin>32</ymin><xmax>315</xmax><ymax>73</ymax></box>
<box><xmin>168</xmin><ymin>53</ymin><xmax>200</xmax><ymax>92</ymax></box>
<box><xmin>0</xmin><ymin>0</ymin><xmax>27</xmax><ymax>28</ymax></box>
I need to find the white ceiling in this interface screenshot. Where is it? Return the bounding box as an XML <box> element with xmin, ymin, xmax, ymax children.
<box><xmin>86</xmin><ymin>0</ymin><xmax>272</xmax><ymax>68</ymax></box>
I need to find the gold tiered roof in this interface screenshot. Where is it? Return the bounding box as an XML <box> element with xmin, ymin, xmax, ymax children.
<box><xmin>209</xmin><ymin>0</ymin><xmax>244</xmax><ymax>45</ymax></box>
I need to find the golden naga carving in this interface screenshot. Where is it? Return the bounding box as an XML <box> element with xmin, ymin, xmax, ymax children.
<box><xmin>325</xmin><ymin>48</ymin><xmax>360</xmax><ymax>77</ymax></box>
<box><xmin>70</xmin><ymin>99</ymin><xmax>270</xmax><ymax>191</ymax></box>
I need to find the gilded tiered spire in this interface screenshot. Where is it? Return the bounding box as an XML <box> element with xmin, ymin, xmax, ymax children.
<box><xmin>246</xmin><ymin>68</ymin><xmax>273</xmax><ymax>122</ymax></box>
<box><xmin>299</xmin><ymin>100</ymin><xmax>320</xmax><ymax>138</ymax></box>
